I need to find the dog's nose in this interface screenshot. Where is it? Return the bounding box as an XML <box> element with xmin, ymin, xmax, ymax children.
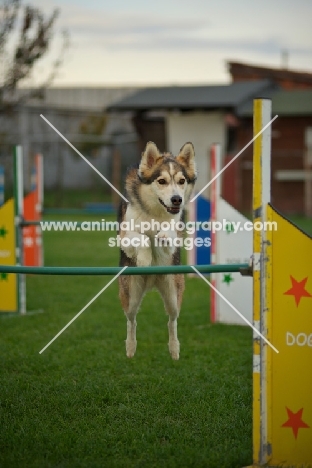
<box><xmin>171</xmin><ymin>195</ymin><xmax>182</xmax><ymax>206</ymax></box>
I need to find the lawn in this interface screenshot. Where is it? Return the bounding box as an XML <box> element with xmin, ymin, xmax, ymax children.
<box><xmin>44</xmin><ymin>188</ymin><xmax>112</xmax><ymax>208</ymax></box>
<box><xmin>0</xmin><ymin>214</ymin><xmax>253</xmax><ymax>468</ymax></box>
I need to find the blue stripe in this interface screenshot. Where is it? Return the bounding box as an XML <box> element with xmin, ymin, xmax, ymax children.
<box><xmin>195</xmin><ymin>196</ymin><xmax>211</xmax><ymax>265</ymax></box>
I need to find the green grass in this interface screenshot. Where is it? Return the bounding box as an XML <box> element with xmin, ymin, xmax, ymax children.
<box><xmin>44</xmin><ymin>189</ymin><xmax>112</xmax><ymax>208</ymax></box>
<box><xmin>0</xmin><ymin>215</ymin><xmax>253</xmax><ymax>468</ymax></box>
<box><xmin>287</xmin><ymin>215</ymin><xmax>312</xmax><ymax>236</ymax></box>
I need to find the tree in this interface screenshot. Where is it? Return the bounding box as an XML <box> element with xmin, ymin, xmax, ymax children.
<box><xmin>0</xmin><ymin>0</ymin><xmax>69</xmax><ymax>109</ymax></box>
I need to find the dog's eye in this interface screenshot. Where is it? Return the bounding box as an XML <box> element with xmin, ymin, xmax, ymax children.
<box><xmin>178</xmin><ymin>179</ymin><xmax>186</xmax><ymax>185</ymax></box>
<box><xmin>158</xmin><ymin>179</ymin><xmax>166</xmax><ymax>185</ymax></box>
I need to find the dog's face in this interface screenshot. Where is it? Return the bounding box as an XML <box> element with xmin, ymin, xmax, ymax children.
<box><xmin>138</xmin><ymin>142</ymin><xmax>196</xmax><ymax>215</ymax></box>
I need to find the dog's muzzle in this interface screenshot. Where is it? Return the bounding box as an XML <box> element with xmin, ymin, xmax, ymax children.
<box><xmin>158</xmin><ymin>196</ymin><xmax>182</xmax><ymax>214</ymax></box>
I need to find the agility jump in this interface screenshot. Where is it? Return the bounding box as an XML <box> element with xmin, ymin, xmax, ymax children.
<box><xmin>249</xmin><ymin>99</ymin><xmax>311</xmax><ymax>466</ymax></box>
<box><xmin>0</xmin><ymin>148</ymin><xmax>43</xmax><ymax>314</ymax></box>
<box><xmin>0</xmin><ymin>99</ymin><xmax>311</xmax><ymax>466</ymax></box>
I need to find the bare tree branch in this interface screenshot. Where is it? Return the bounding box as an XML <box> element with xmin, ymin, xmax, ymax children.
<box><xmin>0</xmin><ymin>0</ymin><xmax>20</xmax><ymax>52</ymax></box>
<box><xmin>0</xmin><ymin>0</ymin><xmax>69</xmax><ymax>110</ymax></box>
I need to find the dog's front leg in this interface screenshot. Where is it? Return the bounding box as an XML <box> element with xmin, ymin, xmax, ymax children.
<box><xmin>136</xmin><ymin>232</ymin><xmax>152</xmax><ymax>267</ymax></box>
<box><xmin>123</xmin><ymin>231</ymin><xmax>152</xmax><ymax>267</ymax></box>
<box><xmin>121</xmin><ymin>231</ymin><xmax>152</xmax><ymax>266</ymax></box>
<box><xmin>155</xmin><ymin>229</ymin><xmax>177</xmax><ymax>255</ymax></box>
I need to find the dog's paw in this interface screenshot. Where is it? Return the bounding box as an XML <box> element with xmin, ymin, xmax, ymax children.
<box><xmin>168</xmin><ymin>339</ymin><xmax>180</xmax><ymax>360</ymax></box>
<box><xmin>126</xmin><ymin>339</ymin><xmax>137</xmax><ymax>358</ymax></box>
<box><xmin>156</xmin><ymin>230</ymin><xmax>176</xmax><ymax>240</ymax></box>
<box><xmin>136</xmin><ymin>246</ymin><xmax>152</xmax><ymax>267</ymax></box>
<box><xmin>121</xmin><ymin>232</ymin><xmax>150</xmax><ymax>260</ymax></box>
<box><xmin>122</xmin><ymin>244</ymin><xmax>136</xmax><ymax>259</ymax></box>
<box><xmin>156</xmin><ymin>230</ymin><xmax>176</xmax><ymax>254</ymax></box>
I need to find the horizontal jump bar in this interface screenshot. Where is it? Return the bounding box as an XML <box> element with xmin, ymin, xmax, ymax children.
<box><xmin>0</xmin><ymin>264</ymin><xmax>250</xmax><ymax>276</ymax></box>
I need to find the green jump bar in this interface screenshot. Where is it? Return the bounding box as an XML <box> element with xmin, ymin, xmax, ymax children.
<box><xmin>20</xmin><ymin>220</ymin><xmax>45</xmax><ymax>226</ymax></box>
<box><xmin>0</xmin><ymin>264</ymin><xmax>249</xmax><ymax>276</ymax></box>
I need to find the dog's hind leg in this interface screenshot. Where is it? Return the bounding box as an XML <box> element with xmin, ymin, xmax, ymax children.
<box><xmin>156</xmin><ymin>274</ymin><xmax>184</xmax><ymax>360</ymax></box>
<box><xmin>119</xmin><ymin>275</ymin><xmax>145</xmax><ymax>358</ymax></box>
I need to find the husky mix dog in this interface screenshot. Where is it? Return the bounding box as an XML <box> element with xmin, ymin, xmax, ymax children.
<box><xmin>118</xmin><ymin>141</ymin><xmax>196</xmax><ymax>360</ymax></box>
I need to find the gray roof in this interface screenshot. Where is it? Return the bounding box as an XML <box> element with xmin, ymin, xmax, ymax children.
<box><xmin>107</xmin><ymin>80</ymin><xmax>274</xmax><ymax>111</ymax></box>
<box><xmin>237</xmin><ymin>89</ymin><xmax>312</xmax><ymax>116</ymax></box>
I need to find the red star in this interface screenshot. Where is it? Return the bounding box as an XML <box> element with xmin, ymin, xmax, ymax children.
<box><xmin>281</xmin><ymin>407</ymin><xmax>310</xmax><ymax>439</ymax></box>
<box><xmin>284</xmin><ymin>276</ymin><xmax>312</xmax><ymax>307</ymax></box>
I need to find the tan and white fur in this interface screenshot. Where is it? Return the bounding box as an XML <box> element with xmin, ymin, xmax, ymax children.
<box><xmin>118</xmin><ymin>141</ymin><xmax>196</xmax><ymax>360</ymax></box>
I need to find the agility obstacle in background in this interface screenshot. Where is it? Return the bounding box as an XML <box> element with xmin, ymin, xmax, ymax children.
<box><xmin>188</xmin><ymin>143</ymin><xmax>252</xmax><ymax>325</ymax></box>
<box><xmin>23</xmin><ymin>153</ymin><xmax>44</xmax><ymax>267</ymax></box>
<box><xmin>0</xmin><ymin>147</ymin><xmax>22</xmax><ymax>313</ymax></box>
<box><xmin>187</xmin><ymin>193</ymin><xmax>211</xmax><ymax>266</ymax></box>
<box><xmin>0</xmin><ymin>100</ymin><xmax>311</xmax><ymax>466</ymax></box>
<box><xmin>0</xmin><ymin>198</ymin><xmax>16</xmax><ymax>312</ymax></box>
<box><xmin>0</xmin><ymin>148</ymin><xmax>43</xmax><ymax>313</ymax></box>
<box><xmin>210</xmin><ymin>143</ymin><xmax>253</xmax><ymax>325</ymax></box>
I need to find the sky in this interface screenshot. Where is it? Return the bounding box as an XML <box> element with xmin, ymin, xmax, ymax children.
<box><xmin>17</xmin><ymin>0</ymin><xmax>312</xmax><ymax>86</ymax></box>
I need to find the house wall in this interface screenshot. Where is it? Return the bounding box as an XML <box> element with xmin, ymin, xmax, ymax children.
<box><xmin>132</xmin><ymin>115</ymin><xmax>167</xmax><ymax>154</ymax></box>
<box><xmin>166</xmin><ymin>111</ymin><xmax>226</xmax><ymax>196</ymax></box>
<box><xmin>236</xmin><ymin>116</ymin><xmax>312</xmax><ymax>215</ymax></box>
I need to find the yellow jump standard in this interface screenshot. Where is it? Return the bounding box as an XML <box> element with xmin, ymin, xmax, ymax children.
<box><xmin>251</xmin><ymin>99</ymin><xmax>311</xmax><ymax>467</ymax></box>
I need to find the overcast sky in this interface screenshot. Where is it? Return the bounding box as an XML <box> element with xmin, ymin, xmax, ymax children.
<box><xmin>29</xmin><ymin>0</ymin><xmax>312</xmax><ymax>86</ymax></box>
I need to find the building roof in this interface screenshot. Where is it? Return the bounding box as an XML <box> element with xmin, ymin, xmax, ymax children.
<box><xmin>107</xmin><ymin>80</ymin><xmax>274</xmax><ymax>112</ymax></box>
<box><xmin>237</xmin><ymin>89</ymin><xmax>312</xmax><ymax>116</ymax></box>
<box><xmin>228</xmin><ymin>61</ymin><xmax>312</xmax><ymax>89</ymax></box>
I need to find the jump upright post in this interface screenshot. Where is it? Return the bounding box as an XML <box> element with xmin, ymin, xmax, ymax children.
<box><xmin>13</xmin><ymin>146</ymin><xmax>26</xmax><ymax>314</ymax></box>
<box><xmin>251</xmin><ymin>99</ymin><xmax>312</xmax><ymax>466</ymax></box>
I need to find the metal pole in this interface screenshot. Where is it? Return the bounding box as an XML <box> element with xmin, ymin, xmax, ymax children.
<box><xmin>252</xmin><ymin>99</ymin><xmax>272</xmax><ymax>465</ymax></box>
<box><xmin>13</xmin><ymin>146</ymin><xmax>26</xmax><ymax>314</ymax></box>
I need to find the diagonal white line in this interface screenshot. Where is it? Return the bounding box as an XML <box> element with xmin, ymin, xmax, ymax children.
<box><xmin>40</xmin><ymin>114</ymin><xmax>129</xmax><ymax>203</ymax></box>
<box><xmin>191</xmin><ymin>266</ymin><xmax>279</xmax><ymax>353</ymax></box>
<box><xmin>39</xmin><ymin>266</ymin><xmax>128</xmax><ymax>354</ymax></box>
<box><xmin>190</xmin><ymin>115</ymin><xmax>278</xmax><ymax>202</ymax></box>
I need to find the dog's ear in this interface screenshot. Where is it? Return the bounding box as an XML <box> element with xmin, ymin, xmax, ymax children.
<box><xmin>139</xmin><ymin>141</ymin><xmax>162</xmax><ymax>171</ymax></box>
<box><xmin>176</xmin><ymin>142</ymin><xmax>195</xmax><ymax>171</ymax></box>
